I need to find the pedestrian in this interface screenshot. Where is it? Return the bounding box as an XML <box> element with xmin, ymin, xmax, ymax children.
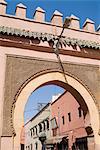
<box><xmin>60</xmin><ymin>137</ymin><xmax>68</xmax><ymax>150</ymax></box>
<box><xmin>53</xmin><ymin>143</ymin><xmax>58</xmax><ymax>150</ymax></box>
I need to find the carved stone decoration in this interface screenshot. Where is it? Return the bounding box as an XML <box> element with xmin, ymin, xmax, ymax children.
<box><xmin>2</xmin><ymin>55</ymin><xmax>100</xmax><ymax>136</ymax></box>
<box><xmin>0</xmin><ymin>26</ymin><xmax>100</xmax><ymax>49</ymax></box>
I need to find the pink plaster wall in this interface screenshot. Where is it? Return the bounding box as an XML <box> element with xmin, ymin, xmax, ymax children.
<box><xmin>1</xmin><ymin>137</ymin><xmax>13</xmax><ymax>150</ymax></box>
<box><xmin>20</xmin><ymin>126</ymin><xmax>25</xmax><ymax>144</ymax></box>
<box><xmin>51</xmin><ymin>91</ymin><xmax>87</xmax><ymax>146</ymax></box>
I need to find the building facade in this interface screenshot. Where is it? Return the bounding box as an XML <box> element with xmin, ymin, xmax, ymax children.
<box><xmin>24</xmin><ymin>91</ymin><xmax>94</xmax><ymax>150</ymax></box>
<box><xmin>24</xmin><ymin>103</ymin><xmax>51</xmax><ymax>150</ymax></box>
<box><xmin>51</xmin><ymin>91</ymin><xmax>94</xmax><ymax>149</ymax></box>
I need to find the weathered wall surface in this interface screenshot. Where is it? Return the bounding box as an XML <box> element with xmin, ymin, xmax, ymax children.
<box><xmin>2</xmin><ymin>54</ymin><xmax>100</xmax><ymax>136</ymax></box>
<box><xmin>0</xmin><ymin>1</ymin><xmax>100</xmax><ymax>149</ymax></box>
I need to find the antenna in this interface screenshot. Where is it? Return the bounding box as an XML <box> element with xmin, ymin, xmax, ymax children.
<box><xmin>37</xmin><ymin>102</ymin><xmax>48</xmax><ymax>111</ymax></box>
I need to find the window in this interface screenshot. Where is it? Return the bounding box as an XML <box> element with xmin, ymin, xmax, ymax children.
<box><xmin>62</xmin><ymin>116</ymin><xmax>65</xmax><ymax>125</ymax></box>
<box><xmin>30</xmin><ymin>144</ymin><xmax>32</xmax><ymax>150</ymax></box>
<box><xmin>35</xmin><ymin>142</ymin><xmax>38</xmax><ymax>150</ymax></box>
<box><xmin>30</xmin><ymin>129</ymin><xmax>32</xmax><ymax>137</ymax></box>
<box><xmin>51</xmin><ymin>117</ymin><xmax>58</xmax><ymax>129</ymax></box>
<box><xmin>32</xmin><ymin>128</ymin><xmax>35</xmax><ymax>136</ymax></box>
<box><xmin>35</xmin><ymin>126</ymin><xmax>37</xmax><ymax>135</ymax></box>
<box><xmin>39</xmin><ymin>123</ymin><xmax>42</xmax><ymax>132</ymax></box>
<box><xmin>43</xmin><ymin>121</ymin><xmax>45</xmax><ymax>131</ymax></box>
<box><xmin>28</xmin><ymin>146</ymin><xmax>30</xmax><ymax>150</ymax></box>
<box><xmin>30</xmin><ymin>127</ymin><xmax>35</xmax><ymax>136</ymax></box>
<box><xmin>68</xmin><ymin>113</ymin><xmax>71</xmax><ymax>122</ymax></box>
<box><xmin>78</xmin><ymin>107</ymin><xmax>82</xmax><ymax>117</ymax></box>
<box><xmin>53</xmin><ymin>128</ymin><xmax>57</xmax><ymax>136</ymax></box>
<box><xmin>47</xmin><ymin>120</ymin><xmax>49</xmax><ymax>130</ymax></box>
<box><xmin>21</xmin><ymin>144</ymin><xmax>24</xmax><ymax>150</ymax></box>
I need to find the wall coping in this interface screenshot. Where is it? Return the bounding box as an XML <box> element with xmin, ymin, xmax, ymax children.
<box><xmin>0</xmin><ymin>26</ymin><xmax>100</xmax><ymax>50</ymax></box>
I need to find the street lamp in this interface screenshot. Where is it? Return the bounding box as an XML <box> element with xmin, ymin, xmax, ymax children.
<box><xmin>59</xmin><ymin>17</ymin><xmax>71</xmax><ymax>39</ymax></box>
<box><xmin>63</xmin><ymin>17</ymin><xmax>71</xmax><ymax>28</ymax></box>
<box><xmin>53</xmin><ymin>17</ymin><xmax>71</xmax><ymax>83</ymax></box>
<box><xmin>54</xmin><ymin>17</ymin><xmax>71</xmax><ymax>51</ymax></box>
<box><xmin>39</xmin><ymin>133</ymin><xmax>46</xmax><ymax>150</ymax></box>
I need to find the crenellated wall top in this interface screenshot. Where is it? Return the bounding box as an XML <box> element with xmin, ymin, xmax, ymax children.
<box><xmin>0</xmin><ymin>1</ymin><xmax>100</xmax><ymax>44</ymax></box>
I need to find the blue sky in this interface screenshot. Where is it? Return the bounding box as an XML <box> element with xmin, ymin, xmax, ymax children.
<box><xmin>6</xmin><ymin>0</ymin><xmax>100</xmax><ymax>29</ymax></box>
<box><xmin>5</xmin><ymin>0</ymin><xmax>100</xmax><ymax>122</ymax></box>
<box><xmin>24</xmin><ymin>85</ymin><xmax>64</xmax><ymax>122</ymax></box>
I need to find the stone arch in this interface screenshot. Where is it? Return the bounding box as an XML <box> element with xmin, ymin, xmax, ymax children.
<box><xmin>13</xmin><ymin>71</ymin><xmax>100</xmax><ymax>150</ymax></box>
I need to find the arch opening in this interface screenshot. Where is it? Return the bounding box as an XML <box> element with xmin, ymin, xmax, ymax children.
<box><xmin>24</xmin><ymin>84</ymin><xmax>65</xmax><ymax>123</ymax></box>
<box><xmin>40</xmin><ymin>80</ymin><xmax>88</xmax><ymax>115</ymax></box>
<box><xmin>13</xmin><ymin>71</ymin><xmax>100</xmax><ymax>150</ymax></box>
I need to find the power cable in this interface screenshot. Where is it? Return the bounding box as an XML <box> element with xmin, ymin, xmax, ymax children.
<box><xmin>53</xmin><ymin>17</ymin><xmax>71</xmax><ymax>83</ymax></box>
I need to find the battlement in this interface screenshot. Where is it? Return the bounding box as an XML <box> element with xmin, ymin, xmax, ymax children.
<box><xmin>0</xmin><ymin>1</ymin><xmax>100</xmax><ymax>43</ymax></box>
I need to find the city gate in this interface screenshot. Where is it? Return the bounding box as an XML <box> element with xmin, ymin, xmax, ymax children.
<box><xmin>0</xmin><ymin>1</ymin><xmax>100</xmax><ymax>150</ymax></box>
